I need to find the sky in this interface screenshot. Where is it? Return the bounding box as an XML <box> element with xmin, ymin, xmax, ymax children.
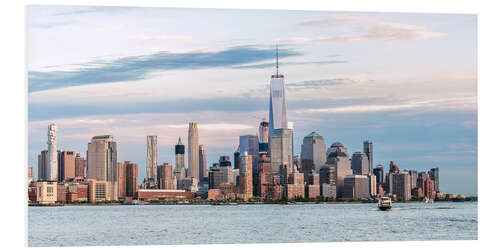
<box><xmin>27</xmin><ymin>5</ymin><xmax>477</xmax><ymax>195</ymax></box>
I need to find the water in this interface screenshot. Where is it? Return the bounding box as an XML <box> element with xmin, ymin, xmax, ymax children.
<box><xmin>28</xmin><ymin>202</ymin><xmax>477</xmax><ymax>247</ymax></box>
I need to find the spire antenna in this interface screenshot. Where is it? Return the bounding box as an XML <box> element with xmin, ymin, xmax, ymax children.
<box><xmin>275</xmin><ymin>44</ymin><xmax>279</xmax><ymax>76</ymax></box>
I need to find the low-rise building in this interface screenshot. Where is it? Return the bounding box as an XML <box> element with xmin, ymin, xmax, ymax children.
<box><xmin>137</xmin><ymin>189</ymin><xmax>195</xmax><ymax>200</ymax></box>
<box><xmin>35</xmin><ymin>181</ymin><xmax>57</xmax><ymax>204</ymax></box>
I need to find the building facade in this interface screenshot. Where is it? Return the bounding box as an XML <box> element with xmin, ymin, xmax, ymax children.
<box><xmin>269</xmin><ymin>128</ymin><xmax>293</xmax><ymax>174</ymax></box>
<box><xmin>146</xmin><ymin>135</ymin><xmax>158</xmax><ymax>185</ymax></box>
<box><xmin>188</xmin><ymin>122</ymin><xmax>200</xmax><ymax>181</ymax></box>
<box><xmin>86</xmin><ymin>135</ymin><xmax>118</xmax><ymax>200</ymax></box>
<box><xmin>47</xmin><ymin>123</ymin><xmax>58</xmax><ymax>181</ymax></box>
<box><xmin>300</xmin><ymin>131</ymin><xmax>326</xmax><ymax>175</ymax></box>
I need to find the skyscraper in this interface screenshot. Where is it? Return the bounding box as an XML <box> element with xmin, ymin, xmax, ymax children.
<box><xmin>57</xmin><ymin>151</ymin><xmax>76</xmax><ymax>181</ymax></box>
<box><xmin>125</xmin><ymin>161</ymin><xmax>138</xmax><ymax>197</ymax></box>
<box><xmin>326</xmin><ymin>142</ymin><xmax>352</xmax><ymax>197</ymax></box>
<box><xmin>363</xmin><ymin>140</ymin><xmax>373</xmax><ymax>172</ymax></box>
<box><xmin>429</xmin><ymin>167</ymin><xmax>439</xmax><ymax>192</ymax></box>
<box><xmin>37</xmin><ymin>150</ymin><xmax>48</xmax><ymax>181</ymax></box>
<box><xmin>300</xmin><ymin>131</ymin><xmax>327</xmax><ymax>175</ymax></box>
<box><xmin>269</xmin><ymin>46</ymin><xmax>288</xmax><ymax>135</ymax></box>
<box><xmin>146</xmin><ymin>135</ymin><xmax>158</xmax><ymax>184</ymax></box>
<box><xmin>373</xmin><ymin>164</ymin><xmax>384</xmax><ymax>184</ymax></box>
<box><xmin>157</xmin><ymin>163</ymin><xmax>174</xmax><ymax>190</ymax></box>
<box><xmin>199</xmin><ymin>144</ymin><xmax>207</xmax><ymax>179</ymax></box>
<box><xmin>351</xmin><ymin>152</ymin><xmax>370</xmax><ymax>175</ymax></box>
<box><xmin>75</xmin><ymin>153</ymin><xmax>85</xmax><ymax>178</ymax></box>
<box><xmin>174</xmin><ymin>138</ymin><xmax>185</xmax><ymax>188</ymax></box>
<box><xmin>392</xmin><ymin>171</ymin><xmax>411</xmax><ymax>201</ymax></box>
<box><xmin>269</xmin><ymin>128</ymin><xmax>293</xmax><ymax>174</ymax></box>
<box><xmin>239</xmin><ymin>152</ymin><xmax>253</xmax><ymax>200</ymax></box>
<box><xmin>258</xmin><ymin>120</ymin><xmax>269</xmax><ymax>143</ymax></box>
<box><xmin>87</xmin><ymin>135</ymin><xmax>118</xmax><ymax>200</ymax></box>
<box><xmin>188</xmin><ymin>122</ymin><xmax>200</xmax><ymax>181</ymax></box>
<box><xmin>239</xmin><ymin>134</ymin><xmax>259</xmax><ymax>173</ymax></box>
<box><xmin>233</xmin><ymin>146</ymin><xmax>241</xmax><ymax>170</ymax></box>
<box><xmin>47</xmin><ymin>123</ymin><xmax>58</xmax><ymax>181</ymax></box>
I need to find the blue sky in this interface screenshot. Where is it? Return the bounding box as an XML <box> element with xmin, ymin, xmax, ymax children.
<box><xmin>27</xmin><ymin>5</ymin><xmax>477</xmax><ymax>195</ymax></box>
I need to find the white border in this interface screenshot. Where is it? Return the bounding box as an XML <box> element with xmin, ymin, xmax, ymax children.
<box><xmin>1</xmin><ymin>1</ymin><xmax>498</xmax><ymax>250</ymax></box>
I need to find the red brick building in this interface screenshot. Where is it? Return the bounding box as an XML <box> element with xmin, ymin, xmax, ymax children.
<box><xmin>137</xmin><ymin>189</ymin><xmax>195</xmax><ymax>200</ymax></box>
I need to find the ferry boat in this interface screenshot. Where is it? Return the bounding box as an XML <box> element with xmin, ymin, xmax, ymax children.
<box><xmin>423</xmin><ymin>197</ymin><xmax>434</xmax><ymax>204</ymax></box>
<box><xmin>281</xmin><ymin>201</ymin><xmax>304</xmax><ymax>206</ymax></box>
<box><xmin>378</xmin><ymin>197</ymin><xmax>392</xmax><ymax>211</ymax></box>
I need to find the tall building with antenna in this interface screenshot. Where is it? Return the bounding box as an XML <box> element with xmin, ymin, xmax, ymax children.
<box><xmin>269</xmin><ymin>45</ymin><xmax>288</xmax><ymax>135</ymax></box>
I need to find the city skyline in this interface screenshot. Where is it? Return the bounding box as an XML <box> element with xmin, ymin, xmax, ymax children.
<box><xmin>27</xmin><ymin>6</ymin><xmax>477</xmax><ymax>195</ymax></box>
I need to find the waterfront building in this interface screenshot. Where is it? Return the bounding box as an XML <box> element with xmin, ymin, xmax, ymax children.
<box><xmin>321</xmin><ymin>183</ymin><xmax>337</xmax><ymax>198</ymax></box>
<box><xmin>305</xmin><ymin>172</ymin><xmax>320</xmax><ymax>199</ymax></box>
<box><xmin>367</xmin><ymin>173</ymin><xmax>377</xmax><ymax>197</ymax></box>
<box><xmin>137</xmin><ymin>189</ymin><xmax>195</xmax><ymax>201</ymax></box>
<box><xmin>208</xmin><ymin>167</ymin><xmax>224</xmax><ymax>189</ymax></box>
<box><xmin>86</xmin><ymin>135</ymin><xmax>118</xmax><ymax>200</ymax></box>
<box><xmin>343</xmin><ymin>175</ymin><xmax>370</xmax><ymax>199</ymax></box>
<box><xmin>57</xmin><ymin>151</ymin><xmax>76</xmax><ymax>182</ymax></box>
<box><xmin>188</xmin><ymin>122</ymin><xmax>200</xmax><ymax>181</ymax></box>
<box><xmin>363</xmin><ymin>140</ymin><xmax>373</xmax><ymax>172</ymax></box>
<box><xmin>269</xmin><ymin>46</ymin><xmax>288</xmax><ymax>135</ymax></box>
<box><xmin>35</xmin><ymin>181</ymin><xmax>57</xmax><ymax>204</ymax></box>
<box><xmin>259</xmin><ymin>120</ymin><xmax>269</xmax><ymax>143</ymax></box>
<box><xmin>429</xmin><ymin>168</ymin><xmax>439</xmax><ymax>192</ymax></box>
<box><xmin>157</xmin><ymin>163</ymin><xmax>174</xmax><ymax>190</ymax></box>
<box><xmin>117</xmin><ymin>162</ymin><xmax>126</xmax><ymax>198</ymax></box>
<box><xmin>373</xmin><ymin>164</ymin><xmax>384</xmax><ymax>184</ymax></box>
<box><xmin>28</xmin><ymin>167</ymin><xmax>34</xmax><ymax>185</ymax></box>
<box><xmin>326</xmin><ymin>142</ymin><xmax>352</xmax><ymax>197</ymax></box>
<box><xmin>319</xmin><ymin>164</ymin><xmax>335</xmax><ymax>185</ymax></box>
<box><xmin>75</xmin><ymin>153</ymin><xmax>85</xmax><ymax>178</ymax></box>
<box><xmin>125</xmin><ymin>161</ymin><xmax>138</xmax><ymax>198</ymax></box>
<box><xmin>174</xmin><ymin>138</ymin><xmax>186</xmax><ymax>188</ymax></box>
<box><xmin>37</xmin><ymin>150</ymin><xmax>48</xmax><ymax>181</ymax></box>
<box><xmin>269</xmin><ymin>128</ymin><xmax>293</xmax><ymax>174</ymax></box>
<box><xmin>417</xmin><ymin>176</ymin><xmax>435</xmax><ymax>200</ymax></box>
<box><xmin>146</xmin><ymin>135</ymin><xmax>158</xmax><ymax>185</ymax></box>
<box><xmin>300</xmin><ymin>132</ymin><xmax>326</xmax><ymax>176</ymax></box>
<box><xmin>351</xmin><ymin>152</ymin><xmax>370</xmax><ymax>175</ymax></box>
<box><xmin>199</xmin><ymin>145</ymin><xmax>207</xmax><ymax>179</ymax></box>
<box><xmin>392</xmin><ymin>171</ymin><xmax>411</xmax><ymax>201</ymax></box>
<box><xmin>47</xmin><ymin>123</ymin><xmax>58</xmax><ymax>181</ymax></box>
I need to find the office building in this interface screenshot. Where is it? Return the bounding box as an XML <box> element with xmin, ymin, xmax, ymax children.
<box><xmin>343</xmin><ymin>175</ymin><xmax>370</xmax><ymax>199</ymax></box>
<box><xmin>326</xmin><ymin>142</ymin><xmax>352</xmax><ymax>197</ymax></box>
<box><xmin>199</xmin><ymin>145</ymin><xmax>207</xmax><ymax>179</ymax></box>
<box><xmin>57</xmin><ymin>151</ymin><xmax>76</xmax><ymax>181</ymax></box>
<box><xmin>117</xmin><ymin>162</ymin><xmax>126</xmax><ymax>198</ymax></box>
<box><xmin>392</xmin><ymin>171</ymin><xmax>411</xmax><ymax>201</ymax></box>
<box><xmin>269</xmin><ymin>128</ymin><xmax>293</xmax><ymax>174</ymax></box>
<box><xmin>37</xmin><ymin>150</ymin><xmax>48</xmax><ymax>181</ymax></box>
<box><xmin>124</xmin><ymin>161</ymin><xmax>138</xmax><ymax>197</ymax></box>
<box><xmin>429</xmin><ymin>168</ymin><xmax>439</xmax><ymax>192</ymax></box>
<box><xmin>351</xmin><ymin>152</ymin><xmax>370</xmax><ymax>175</ymax></box>
<box><xmin>85</xmin><ymin>179</ymin><xmax>109</xmax><ymax>202</ymax></box>
<box><xmin>363</xmin><ymin>141</ymin><xmax>373</xmax><ymax>172</ymax></box>
<box><xmin>239</xmin><ymin>152</ymin><xmax>253</xmax><ymax>200</ymax></box>
<box><xmin>146</xmin><ymin>135</ymin><xmax>158</xmax><ymax>185</ymax></box>
<box><xmin>373</xmin><ymin>164</ymin><xmax>384</xmax><ymax>184</ymax></box>
<box><xmin>28</xmin><ymin>167</ymin><xmax>34</xmax><ymax>185</ymax></box>
<box><xmin>300</xmin><ymin>132</ymin><xmax>326</xmax><ymax>175</ymax></box>
<box><xmin>174</xmin><ymin>138</ymin><xmax>185</xmax><ymax>188</ymax></box>
<box><xmin>233</xmin><ymin>147</ymin><xmax>240</xmax><ymax>169</ymax></box>
<box><xmin>47</xmin><ymin>123</ymin><xmax>58</xmax><ymax>181</ymax></box>
<box><xmin>239</xmin><ymin>134</ymin><xmax>259</xmax><ymax>173</ymax></box>
<box><xmin>269</xmin><ymin>46</ymin><xmax>288</xmax><ymax>135</ymax></box>
<box><xmin>75</xmin><ymin>153</ymin><xmax>85</xmax><ymax>178</ymax></box>
<box><xmin>259</xmin><ymin>120</ymin><xmax>269</xmax><ymax>143</ymax></box>
<box><xmin>409</xmin><ymin>170</ymin><xmax>418</xmax><ymax>190</ymax></box>
<box><xmin>188</xmin><ymin>122</ymin><xmax>200</xmax><ymax>181</ymax></box>
<box><xmin>87</xmin><ymin>135</ymin><xmax>118</xmax><ymax>200</ymax></box>
<box><xmin>367</xmin><ymin>173</ymin><xmax>377</xmax><ymax>197</ymax></box>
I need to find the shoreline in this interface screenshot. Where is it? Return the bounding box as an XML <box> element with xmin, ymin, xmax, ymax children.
<box><xmin>28</xmin><ymin>200</ymin><xmax>476</xmax><ymax>207</ymax></box>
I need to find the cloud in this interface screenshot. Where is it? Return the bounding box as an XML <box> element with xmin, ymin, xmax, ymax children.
<box><xmin>28</xmin><ymin>45</ymin><xmax>300</xmax><ymax>92</ymax></box>
<box><xmin>232</xmin><ymin>59</ymin><xmax>346</xmax><ymax>69</ymax></box>
<box><xmin>286</xmin><ymin>78</ymin><xmax>353</xmax><ymax>90</ymax></box>
<box><xmin>292</xmin><ymin>14</ymin><xmax>446</xmax><ymax>43</ymax></box>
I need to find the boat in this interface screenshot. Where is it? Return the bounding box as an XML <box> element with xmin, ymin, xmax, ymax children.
<box><xmin>213</xmin><ymin>202</ymin><xmax>239</xmax><ymax>207</ymax></box>
<box><xmin>423</xmin><ymin>197</ymin><xmax>434</xmax><ymax>204</ymax></box>
<box><xmin>281</xmin><ymin>201</ymin><xmax>304</xmax><ymax>206</ymax></box>
<box><xmin>378</xmin><ymin>197</ymin><xmax>392</xmax><ymax>211</ymax></box>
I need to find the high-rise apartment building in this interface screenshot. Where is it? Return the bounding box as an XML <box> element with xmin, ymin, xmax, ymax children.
<box><xmin>57</xmin><ymin>151</ymin><xmax>76</xmax><ymax>182</ymax></box>
<box><xmin>87</xmin><ymin>135</ymin><xmax>118</xmax><ymax>200</ymax></box>
<box><xmin>188</xmin><ymin>122</ymin><xmax>200</xmax><ymax>181</ymax></box>
<box><xmin>125</xmin><ymin>161</ymin><xmax>138</xmax><ymax>197</ymax></box>
<box><xmin>37</xmin><ymin>150</ymin><xmax>48</xmax><ymax>181</ymax></box>
<box><xmin>269</xmin><ymin>128</ymin><xmax>293</xmax><ymax>174</ymax></box>
<box><xmin>157</xmin><ymin>163</ymin><xmax>174</xmax><ymax>190</ymax></box>
<box><xmin>28</xmin><ymin>167</ymin><xmax>34</xmax><ymax>185</ymax></box>
<box><xmin>300</xmin><ymin>132</ymin><xmax>326</xmax><ymax>175</ymax></box>
<box><xmin>392</xmin><ymin>171</ymin><xmax>411</xmax><ymax>201</ymax></box>
<box><xmin>47</xmin><ymin>123</ymin><xmax>58</xmax><ymax>181</ymax></box>
<box><xmin>146</xmin><ymin>135</ymin><xmax>158</xmax><ymax>184</ymax></box>
<box><xmin>343</xmin><ymin>175</ymin><xmax>370</xmax><ymax>199</ymax></box>
<box><xmin>117</xmin><ymin>162</ymin><xmax>126</xmax><ymax>198</ymax></box>
<box><xmin>363</xmin><ymin>140</ymin><xmax>373</xmax><ymax>172</ymax></box>
<box><xmin>351</xmin><ymin>152</ymin><xmax>370</xmax><ymax>175</ymax></box>
<box><xmin>269</xmin><ymin>46</ymin><xmax>288</xmax><ymax>135</ymax></box>
<box><xmin>199</xmin><ymin>145</ymin><xmax>207</xmax><ymax>179</ymax></box>
<box><xmin>239</xmin><ymin>152</ymin><xmax>253</xmax><ymax>200</ymax></box>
